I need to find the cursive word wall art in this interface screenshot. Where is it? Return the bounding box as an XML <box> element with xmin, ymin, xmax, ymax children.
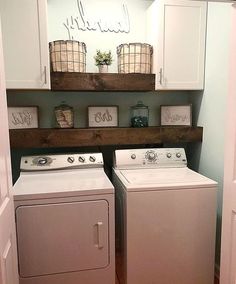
<box><xmin>160</xmin><ymin>105</ymin><xmax>192</xmax><ymax>126</ymax></box>
<box><xmin>88</xmin><ymin>106</ymin><xmax>118</xmax><ymax>127</ymax></box>
<box><xmin>8</xmin><ymin>107</ymin><xmax>39</xmax><ymax>129</ymax></box>
<box><xmin>63</xmin><ymin>0</ymin><xmax>130</xmax><ymax>39</ymax></box>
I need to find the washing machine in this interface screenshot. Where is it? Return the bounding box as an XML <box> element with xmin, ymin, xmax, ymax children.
<box><xmin>13</xmin><ymin>153</ymin><xmax>115</xmax><ymax>284</ymax></box>
<box><xmin>113</xmin><ymin>148</ymin><xmax>217</xmax><ymax>284</ymax></box>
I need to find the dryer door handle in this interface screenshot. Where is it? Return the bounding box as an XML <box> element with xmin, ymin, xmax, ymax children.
<box><xmin>95</xmin><ymin>222</ymin><xmax>104</xmax><ymax>249</ymax></box>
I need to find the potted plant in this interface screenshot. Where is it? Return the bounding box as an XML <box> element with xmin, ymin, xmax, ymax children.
<box><xmin>94</xmin><ymin>50</ymin><xmax>113</xmax><ymax>73</ymax></box>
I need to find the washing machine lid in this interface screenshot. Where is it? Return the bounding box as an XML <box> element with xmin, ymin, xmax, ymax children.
<box><xmin>13</xmin><ymin>168</ymin><xmax>114</xmax><ymax>201</ymax></box>
<box><xmin>115</xmin><ymin>167</ymin><xmax>217</xmax><ymax>191</ymax></box>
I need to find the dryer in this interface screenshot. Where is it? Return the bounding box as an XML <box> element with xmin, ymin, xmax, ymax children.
<box><xmin>113</xmin><ymin>148</ymin><xmax>217</xmax><ymax>284</ymax></box>
<box><xmin>13</xmin><ymin>153</ymin><xmax>115</xmax><ymax>284</ymax></box>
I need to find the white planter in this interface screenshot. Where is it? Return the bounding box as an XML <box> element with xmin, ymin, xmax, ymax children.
<box><xmin>98</xmin><ymin>65</ymin><xmax>108</xmax><ymax>73</ymax></box>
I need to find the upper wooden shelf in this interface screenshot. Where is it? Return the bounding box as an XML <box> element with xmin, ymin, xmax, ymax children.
<box><xmin>51</xmin><ymin>72</ymin><xmax>155</xmax><ymax>91</ymax></box>
<box><xmin>9</xmin><ymin>127</ymin><xmax>203</xmax><ymax>149</ymax></box>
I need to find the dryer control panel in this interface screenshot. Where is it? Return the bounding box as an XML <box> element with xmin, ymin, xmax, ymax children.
<box><xmin>20</xmin><ymin>153</ymin><xmax>104</xmax><ymax>171</ymax></box>
<box><xmin>114</xmin><ymin>148</ymin><xmax>187</xmax><ymax>169</ymax></box>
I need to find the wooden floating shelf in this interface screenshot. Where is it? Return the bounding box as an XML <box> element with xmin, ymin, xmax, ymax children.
<box><xmin>9</xmin><ymin>127</ymin><xmax>203</xmax><ymax>149</ymax></box>
<box><xmin>51</xmin><ymin>72</ymin><xmax>155</xmax><ymax>91</ymax></box>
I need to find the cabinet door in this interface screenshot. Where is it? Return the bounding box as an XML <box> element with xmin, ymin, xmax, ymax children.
<box><xmin>147</xmin><ymin>0</ymin><xmax>207</xmax><ymax>90</ymax></box>
<box><xmin>0</xmin><ymin>0</ymin><xmax>50</xmax><ymax>89</ymax></box>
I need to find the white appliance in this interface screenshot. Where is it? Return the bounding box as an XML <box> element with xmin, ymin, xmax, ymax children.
<box><xmin>13</xmin><ymin>153</ymin><xmax>115</xmax><ymax>284</ymax></box>
<box><xmin>113</xmin><ymin>148</ymin><xmax>217</xmax><ymax>284</ymax></box>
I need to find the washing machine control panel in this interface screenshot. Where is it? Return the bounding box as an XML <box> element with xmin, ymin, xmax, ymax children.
<box><xmin>114</xmin><ymin>148</ymin><xmax>187</xmax><ymax>168</ymax></box>
<box><xmin>20</xmin><ymin>153</ymin><xmax>103</xmax><ymax>171</ymax></box>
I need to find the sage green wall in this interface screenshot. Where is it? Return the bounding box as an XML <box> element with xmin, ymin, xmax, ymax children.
<box><xmin>188</xmin><ymin>2</ymin><xmax>232</xmax><ymax>269</ymax></box>
<box><xmin>7</xmin><ymin>91</ymin><xmax>189</xmax><ymax>128</ymax></box>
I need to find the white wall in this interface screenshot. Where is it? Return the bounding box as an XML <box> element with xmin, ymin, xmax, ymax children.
<box><xmin>188</xmin><ymin>2</ymin><xmax>232</xmax><ymax>268</ymax></box>
<box><xmin>47</xmin><ymin>0</ymin><xmax>153</xmax><ymax>72</ymax></box>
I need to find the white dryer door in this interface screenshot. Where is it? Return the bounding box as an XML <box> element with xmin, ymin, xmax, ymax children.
<box><xmin>16</xmin><ymin>200</ymin><xmax>109</xmax><ymax>277</ymax></box>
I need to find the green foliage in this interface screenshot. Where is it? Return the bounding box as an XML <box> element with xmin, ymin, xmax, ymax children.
<box><xmin>94</xmin><ymin>50</ymin><xmax>113</xmax><ymax>66</ymax></box>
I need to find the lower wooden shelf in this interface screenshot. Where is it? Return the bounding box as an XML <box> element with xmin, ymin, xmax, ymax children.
<box><xmin>9</xmin><ymin>127</ymin><xmax>203</xmax><ymax>149</ymax></box>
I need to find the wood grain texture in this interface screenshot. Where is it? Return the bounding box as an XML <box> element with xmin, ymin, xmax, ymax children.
<box><xmin>51</xmin><ymin>72</ymin><xmax>155</xmax><ymax>91</ymax></box>
<box><xmin>9</xmin><ymin>127</ymin><xmax>203</xmax><ymax>148</ymax></box>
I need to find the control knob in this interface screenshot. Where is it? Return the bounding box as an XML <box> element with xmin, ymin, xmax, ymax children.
<box><xmin>131</xmin><ymin>154</ymin><xmax>136</xmax><ymax>160</ymax></box>
<box><xmin>67</xmin><ymin>157</ymin><xmax>75</xmax><ymax>164</ymax></box>
<box><xmin>79</xmin><ymin>156</ymin><xmax>85</xmax><ymax>163</ymax></box>
<box><xmin>146</xmin><ymin>150</ymin><xmax>157</xmax><ymax>162</ymax></box>
<box><xmin>176</xmin><ymin>152</ymin><xmax>181</xmax><ymax>158</ymax></box>
<box><xmin>89</xmin><ymin>156</ymin><xmax>96</xmax><ymax>162</ymax></box>
<box><xmin>166</xmin><ymin>153</ymin><xmax>172</xmax><ymax>158</ymax></box>
<box><xmin>37</xmin><ymin>157</ymin><xmax>48</xmax><ymax>166</ymax></box>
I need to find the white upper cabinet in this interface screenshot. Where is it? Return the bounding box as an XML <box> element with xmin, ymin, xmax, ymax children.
<box><xmin>147</xmin><ymin>0</ymin><xmax>207</xmax><ymax>90</ymax></box>
<box><xmin>0</xmin><ymin>0</ymin><xmax>50</xmax><ymax>89</ymax></box>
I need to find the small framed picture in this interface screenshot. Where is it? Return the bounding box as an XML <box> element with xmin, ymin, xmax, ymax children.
<box><xmin>88</xmin><ymin>106</ymin><xmax>118</xmax><ymax>127</ymax></box>
<box><xmin>8</xmin><ymin>106</ymin><xmax>39</xmax><ymax>129</ymax></box>
<box><xmin>160</xmin><ymin>105</ymin><xmax>192</xmax><ymax>126</ymax></box>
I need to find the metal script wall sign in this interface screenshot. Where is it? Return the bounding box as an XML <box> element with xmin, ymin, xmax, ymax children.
<box><xmin>160</xmin><ymin>105</ymin><xmax>192</xmax><ymax>126</ymax></box>
<box><xmin>88</xmin><ymin>106</ymin><xmax>118</xmax><ymax>127</ymax></box>
<box><xmin>8</xmin><ymin>107</ymin><xmax>39</xmax><ymax>129</ymax></box>
<box><xmin>63</xmin><ymin>0</ymin><xmax>130</xmax><ymax>39</ymax></box>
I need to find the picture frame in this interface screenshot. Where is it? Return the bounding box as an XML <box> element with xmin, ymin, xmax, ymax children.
<box><xmin>88</xmin><ymin>106</ymin><xmax>118</xmax><ymax>127</ymax></box>
<box><xmin>160</xmin><ymin>105</ymin><xmax>192</xmax><ymax>126</ymax></box>
<box><xmin>8</xmin><ymin>106</ymin><xmax>39</xmax><ymax>129</ymax></box>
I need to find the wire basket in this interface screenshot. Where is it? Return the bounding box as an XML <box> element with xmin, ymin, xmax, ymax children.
<box><xmin>49</xmin><ymin>40</ymin><xmax>87</xmax><ymax>72</ymax></box>
<box><xmin>117</xmin><ymin>43</ymin><xmax>153</xmax><ymax>74</ymax></box>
